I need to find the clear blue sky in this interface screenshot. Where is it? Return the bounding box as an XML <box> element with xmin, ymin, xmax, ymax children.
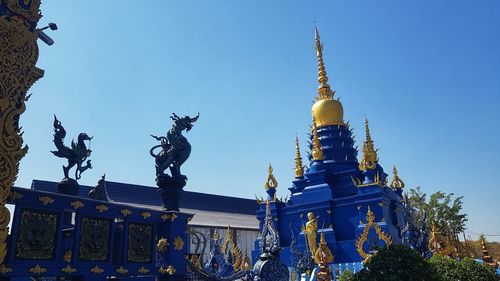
<box><xmin>16</xmin><ymin>1</ymin><xmax>500</xmax><ymax>241</ymax></box>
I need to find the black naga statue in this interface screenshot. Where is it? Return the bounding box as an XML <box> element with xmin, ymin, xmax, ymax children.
<box><xmin>150</xmin><ymin>113</ymin><xmax>199</xmax><ymax>180</ymax></box>
<box><xmin>150</xmin><ymin>113</ymin><xmax>199</xmax><ymax>211</ymax></box>
<box><xmin>51</xmin><ymin>115</ymin><xmax>93</xmax><ymax>180</ymax></box>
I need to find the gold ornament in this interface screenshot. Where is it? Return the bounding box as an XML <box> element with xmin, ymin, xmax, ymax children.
<box><xmin>311</xmin><ymin>119</ymin><xmax>324</xmax><ymax>161</ymax></box>
<box><xmin>95</xmin><ymin>204</ymin><xmax>109</xmax><ymax>213</ymax></box>
<box><xmin>264</xmin><ymin>163</ymin><xmax>278</xmax><ymax>190</ymax></box>
<box><xmin>61</xmin><ymin>265</ymin><xmax>77</xmax><ymax>274</ymax></box>
<box><xmin>63</xmin><ymin>250</ymin><xmax>72</xmax><ymax>263</ymax></box>
<box><xmin>358</xmin><ymin>117</ymin><xmax>378</xmax><ymax>171</ymax></box>
<box><xmin>161</xmin><ymin>213</ymin><xmax>177</xmax><ymax>222</ymax></box>
<box><xmin>0</xmin><ymin>11</ymin><xmax>44</xmax><ymax>264</ymax></box>
<box><xmin>38</xmin><ymin>196</ymin><xmax>54</xmax><ymax>206</ymax></box>
<box><xmin>173</xmin><ymin>236</ymin><xmax>185</xmax><ymax>251</ymax></box>
<box><xmin>71</xmin><ymin>201</ymin><xmax>84</xmax><ymax>210</ymax></box>
<box><xmin>120</xmin><ymin>209</ymin><xmax>132</xmax><ymax>216</ymax></box>
<box><xmin>138</xmin><ymin>266</ymin><xmax>150</xmax><ymax>274</ymax></box>
<box><xmin>90</xmin><ymin>265</ymin><xmax>104</xmax><ymax>274</ymax></box>
<box><xmin>29</xmin><ymin>264</ymin><xmax>47</xmax><ymax>274</ymax></box>
<box><xmin>157</xmin><ymin>237</ymin><xmax>169</xmax><ymax>253</ymax></box>
<box><xmin>116</xmin><ymin>266</ymin><xmax>128</xmax><ymax>274</ymax></box>
<box><xmin>389</xmin><ymin>165</ymin><xmax>405</xmax><ymax>189</ymax></box>
<box><xmin>141</xmin><ymin>211</ymin><xmax>151</xmax><ymax>219</ymax></box>
<box><xmin>294</xmin><ymin>136</ymin><xmax>304</xmax><ymax>178</ymax></box>
<box><xmin>355</xmin><ymin>207</ymin><xmax>392</xmax><ymax>259</ymax></box>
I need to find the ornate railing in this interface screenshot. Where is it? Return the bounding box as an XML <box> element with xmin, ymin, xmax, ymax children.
<box><xmin>2</xmin><ymin>186</ymin><xmax>193</xmax><ymax>280</ymax></box>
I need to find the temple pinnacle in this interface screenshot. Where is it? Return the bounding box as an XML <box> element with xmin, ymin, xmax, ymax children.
<box><xmin>390</xmin><ymin>165</ymin><xmax>405</xmax><ymax>189</ymax></box>
<box><xmin>358</xmin><ymin>116</ymin><xmax>378</xmax><ymax>171</ymax></box>
<box><xmin>264</xmin><ymin>163</ymin><xmax>278</xmax><ymax>190</ymax></box>
<box><xmin>294</xmin><ymin>136</ymin><xmax>305</xmax><ymax>178</ymax></box>
<box><xmin>314</xmin><ymin>27</ymin><xmax>334</xmax><ymax>100</ymax></box>
<box><xmin>311</xmin><ymin>118</ymin><xmax>324</xmax><ymax>161</ymax></box>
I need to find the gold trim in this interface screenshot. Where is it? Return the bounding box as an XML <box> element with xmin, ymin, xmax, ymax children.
<box><xmin>71</xmin><ymin>201</ymin><xmax>84</xmax><ymax>210</ymax></box>
<box><xmin>161</xmin><ymin>213</ymin><xmax>177</xmax><ymax>222</ymax></box>
<box><xmin>264</xmin><ymin>163</ymin><xmax>278</xmax><ymax>189</ymax></box>
<box><xmin>355</xmin><ymin>207</ymin><xmax>392</xmax><ymax>259</ymax></box>
<box><xmin>173</xmin><ymin>236</ymin><xmax>184</xmax><ymax>251</ymax></box>
<box><xmin>138</xmin><ymin>266</ymin><xmax>149</xmax><ymax>274</ymax></box>
<box><xmin>29</xmin><ymin>264</ymin><xmax>47</xmax><ymax>274</ymax></box>
<box><xmin>116</xmin><ymin>266</ymin><xmax>128</xmax><ymax>274</ymax></box>
<box><xmin>61</xmin><ymin>265</ymin><xmax>77</xmax><ymax>273</ymax></box>
<box><xmin>120</xmin><ymin>209</ymin><xmax>132</xmax><ymax>217</ymax></box>
<box><xmin>90</xmin><ymin>265</ymin><xmax>104</xmax><ymax>274</ymax></box>
<box><xmin>39</xmin><ymin>196</ymin><xmax>54</xmax><ymax>206</ymax></box>
<box><xmin>95</xmin><ymin>205</ymin><xmax>109</xmax><ymax>213</ymax></box>
<box><xmin>141</xmin><ymin>211</ymin><xmax>151</xmax><ymax>219</ymax></box>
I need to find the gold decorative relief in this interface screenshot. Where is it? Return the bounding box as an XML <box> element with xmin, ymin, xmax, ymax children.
<box><xmin>127</xmin><ymin>223</ymin><xmax>152</xmax><ymax>263</ymax></box>
<box><xmin>141</xmin><ymin>211</ymin><xmax>151</xmax><ymax>219</ymax></box>
<box><xmin>63</xmin><ymin>250</ymin><xmax>72</xmax><ymax>263</ymax></box>
<box><xmin>173</xmin><ymin>236</ymin><xmax>184</xmax><ymax>251</ymax></box>
<box><xmin>71</xmin><ymin>201</ymin><xmax>84</xmax><ymax>210</ymax></box>
<box><xmin>90</xmin><ymin>265</ymin><xmax>104</xmax><ymax>274</ymax></box>
<box><xmin>116</xmin><ymin>266</ymin><xmax>128</xmax><ymax>274</ymax></box>
<box><xmin>0</xmin><ymin>265</ymin><xmax>12</xmax><ymax>274</ymax></box>
<box><xmin>120</xmin><ymin>209</ymin><xmax>132</xmax><ymax>217</ymax></box>
<box><xmin>157</xmin><ymin>237</ymin><xmax>168</xmax><ymax>253</ymax></box>
<box><xmin>355</xmin><ymin>207</ymin><xmax>392</xmax><ymax>259</ymax></box>
<box><xmin>29</xmin><ymin>264</ymin><xmax>47</xmax><ymax>274</ymax></box>
<box><xmin>61</xmin><ymin>265</ymin><xmax>77</xmax><ymax>273</ymax></box>
<box><xmin>7</xmin><ymin>192</ymin><xmax>23</xmax><ymax>201</ymax></box>
<box><xmin>161</xmin><ymin>213</ymin><xmax>177</xmax><ymax>222</ymax></box>
<box><xmin>39</xmin><ymin>196</ymin><xmax>54</xmax><ymax>206</ymax></box>
<box><xmin>95</xmin><ymin>204</ymin><xmax>109</xmax><ymax>213</ymax></box>
<box><xmin>16</xmin><ymin>210</ymin><xmax>58</xmax><ymax>259</ymax></box>
<box><xmin>138</xmin><ymin>266</ymin><xmax>149</xmax><ymax>274</ymax></box>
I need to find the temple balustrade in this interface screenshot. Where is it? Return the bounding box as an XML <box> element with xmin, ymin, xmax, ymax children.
<box><xmin>2</xmin><ymin>186</ymin><xmax>193</xmax><ymax>281</ymax></box>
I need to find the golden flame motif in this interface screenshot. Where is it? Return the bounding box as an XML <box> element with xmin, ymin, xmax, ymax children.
<box><xmin>61</xmin><ymin>265</ymin><xmax>77</xmax><ymax>274</ymax></box>
<box><xmin>389</xmin><ymin>165</ymin><xmax>405</xmax><ymax>189</ymax></box>
<box><xmin>141</xmin><ymin>211</ymin><xmax>151</xmax><ymax>219</ymax></box>
<box><xmin>38</xmin><ymin>196</ymin><xmax>55</xmax><ymax>206</ymax></box>
<box><xmin>29</xmin><ymin>264</ymin><xmax>47</xmax><ymax>274</ymax></box>
<box><xmin>71</xmin><ymin>201</ymin><xmax>84</xmax><ymax>210</ymax></box>
<box><xmin>120</xmin><ymin>209</ymin><xmax>132</xmax><ymax>216</ymax></box>
<box><xmin>264</xmin><ymin>163</ymin><xmax>278</xmax><ymax>190</ymax></box>
<box><xmin>90</xmin><ymin>265</ymin><xmax>104</xmax><ymax>274</ymax></box>
<box><xmin>116</xmin><ymin>266</ymin><xmax>128</xmax><ymax>274</ymax></box>
<box><xmin>95</xmin><ymin>205</ymin><xmax>109</xmax><ymax>213</ymax></box>
<box><xmin>311</xmin><ymin>119</ymin><xmax>324</xmax><ymax>161</ymax></box>
<box><xmin>173</xmin><ymin>236</ymin><xmax>185</xmax><ymax>251</ymax></box>
<box><xmin>138</xmin><ymin>266</ymin><xmax>150</xmax><ymax>274</ymax></box>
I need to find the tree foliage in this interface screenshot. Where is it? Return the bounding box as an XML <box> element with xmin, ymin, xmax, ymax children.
<box><xmin>408</xmin><ymin>187</ymin><xmax>467</xmax><ymax>239</ymax></box>
<box><xmin>429</xmin><ymin>254</ymin><xmax>500</xmax><ymax>281</ymax></box>
<box><xmin>353</xmin><ymin>245</ymin><xmax>439</xmax><ymax>281</ymax></box>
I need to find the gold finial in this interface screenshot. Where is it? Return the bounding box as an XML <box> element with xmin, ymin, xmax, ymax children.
<box><xmin>311</xmin><ymin>119</ymin><xmax>324</xmax><ymax>161</ymax></box>
<box><xmin>389</xmin><ymin>165</ymin><xmax>405</xmax><ymax>189</ymax></box>
<box><xmin>358</xmin><ymin>116</ymin><xmax>378</xmax><ymax>171</ymax></box>
<box><xmin>315</xmin><ymin>27</ymin><xmax>334</xmax><ymax>100</ymax></box>
<box><xmin>265</xmin><ymin>163</ymin><xmax>278</xmax><ymax>189</ymax></box>
<box><xmin>294</xmin><ymin>136</ymin><xmax>304</xmax><ymax>178</ymax></box>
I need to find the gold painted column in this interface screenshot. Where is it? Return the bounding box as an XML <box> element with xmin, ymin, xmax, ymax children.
<box><xmin>0</xmin><ymin>0</ymin><xmax>44</xmax><ymax>264</ymax></box>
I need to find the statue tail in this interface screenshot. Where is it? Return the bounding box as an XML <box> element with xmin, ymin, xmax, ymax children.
<box><xmin>149</xmin><ymin>144</ymin><xmax>163</xmax><ymax>157</ymax></box>
<box><xmin>52</xmin><ymin>115</ymin><xmax>70</xmax><ymax>157</ymax></box>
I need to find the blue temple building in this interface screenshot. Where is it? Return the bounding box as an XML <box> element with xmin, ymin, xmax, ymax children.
<box><xmin>253</xmin><ymin>28</ymin><xmax>408</xmax><ymax>271</ymax></box>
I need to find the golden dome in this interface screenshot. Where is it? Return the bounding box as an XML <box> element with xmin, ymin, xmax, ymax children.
<box><xmin>312</xmin><ymin>97</ymin><xmax>344</xmax><ymax>127</ymax></box>
<box><xmin>311</xmin><ymin>27</ymin><xmax>344</xmax><ymax>127</ymax></box>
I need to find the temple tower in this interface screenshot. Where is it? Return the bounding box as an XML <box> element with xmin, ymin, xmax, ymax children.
<box><xmin>254</xmin><ymin>27</ymin><xmax>407</xmax><ymax>268</ymax></box>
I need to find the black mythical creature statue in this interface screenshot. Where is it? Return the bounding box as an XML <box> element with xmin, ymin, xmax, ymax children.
<box><xmin>150</xmin><ymin>113</ymin><xmax>199</xmax><ymax>179</ymax></box>
<box><xmin>51</xmin><ymin>115</ymin><xmax>92</xmax><ymax>180</ymax></box>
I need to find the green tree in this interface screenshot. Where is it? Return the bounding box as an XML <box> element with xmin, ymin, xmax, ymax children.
<box><xmin>408</xmin><ymin>187</ymin><xmax>467</xmax><ymax>242</ymax></box>
<box><xmin>338</xmin><ymin>269</ymin><xmax>355</xmax><ymax>281</ymax></box>
<box><xmin>429</xmin><ymin>254</ymin><xmax>500</xmax><ymax>281</ymax></box>
<box><xmin>353</xmin><ymin>245</ymin><xmax>439</xmax><ymax>281</ymax></box>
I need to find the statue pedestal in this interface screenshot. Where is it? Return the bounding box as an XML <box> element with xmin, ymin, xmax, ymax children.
<box><xmin>156</xmin><ymin>175</ymin><xmax>186</xmax><ymax>211</ymax></box>
<box><xmin>57</xmin><ymin>178</ymin><xmax>79</xmax><ymax>196</ymax></box>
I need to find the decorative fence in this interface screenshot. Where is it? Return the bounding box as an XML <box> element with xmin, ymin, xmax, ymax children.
<box><xmin>2</xmin><ymin>186</ymin><xmax>193</xmax><ymax>280</ymax></box>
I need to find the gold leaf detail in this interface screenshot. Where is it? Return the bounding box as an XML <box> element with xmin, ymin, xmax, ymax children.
<box><xmin>121</xmin><ymin>209</ymin><xmax>132</xmax><ymax>216</ymax></box>
<box><xmin>29</xmin><ymin>264</ymin><xmax>47</xmax><ymax>274</ymax></box>
<box><xmin>39</xmin><ymin>196</ymin><xmax>54</xmax><ymax>206</ymax></box>
<box><xmin>138</xmin><ymin>266</ymin><xmax>149</xmax><ymax>274</ymax></box>
<box><xmin>91</xmin><ymin>265</ymin><xmax>104</xmax><ymax>274</ymax></box>
<box><xmin>141</xmin><ymin>211</ymin><xmax>151</xmax><ymax>219</ymax></box>
<box><xmin>161</xmin><ymin>213</ymin><xmax>177</xmax><ymax>222</ymax></box>
<box><xmin>116</xmin><ymin>266</ymin><xmax>128</xmax><ymax>274</ymax></box>
<box><xmin>71</xmin><ymin>201</ymin><xmax>84</xmax><ymax>210</ymax></box>
<box><xmin>160</xmin><ymin>265</ymin><xmax>176</xmax><ymax>275</ymax></box>
<box><xmin>355</xmin><ymin>207</ymin><xmax>392</xmax><ymax>260</ymax></box>
<box><xmin>173</xmin><ymin>236</ymin><xmax>184</xmax><ymax>251</ymax></box>
<box><xmin>157</xmin><ymin>237</ymin><xmax>169</xmax><ymax>253</ymax></box>
<box><xmin>61</xmin><ymin>265</ymin><xmax>77</xmax><ymax>273</ymax></box>
<box><xmin>96</xmin><ymin>205</ymin><xmax>109</xmax><ymax>213</ymax></box>
<box><xmin>63</xmin><ymin>250</ymin><xmax>72</xmax><ymax>263</ymax></box>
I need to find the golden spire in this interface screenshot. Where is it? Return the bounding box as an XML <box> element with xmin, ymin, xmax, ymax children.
<box><xmin>294</xmin><ymin>136</ymin><xmax>304</xmax><ymax>178</ymax></box>
<box><xmin>315</xmin><ymin>27</ymin><xmax>333</xmax><ymax>100</ymax></box>
<box><xmin>311</xmin><ymin>118</ymin><xmax>324</xmax><ymax>161</ymax></box>
<box><xmin>358</xmin><ymin>116</ymin><xmax>378</xmax><ymax>171</ymax></box>
<box><xmin>264</xmin><ymin>163</ymin><xmax>278</xmax><ymax>190</ymax></box>
<box><xmin>480</xmin><ymin>235</ymin><xmax>496</xmax><ymax>266</ymax></box>
<box><xmin>389</xmin><ymin>165</ymin><xmax>405</xmax><ymax>189</ymax></box>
